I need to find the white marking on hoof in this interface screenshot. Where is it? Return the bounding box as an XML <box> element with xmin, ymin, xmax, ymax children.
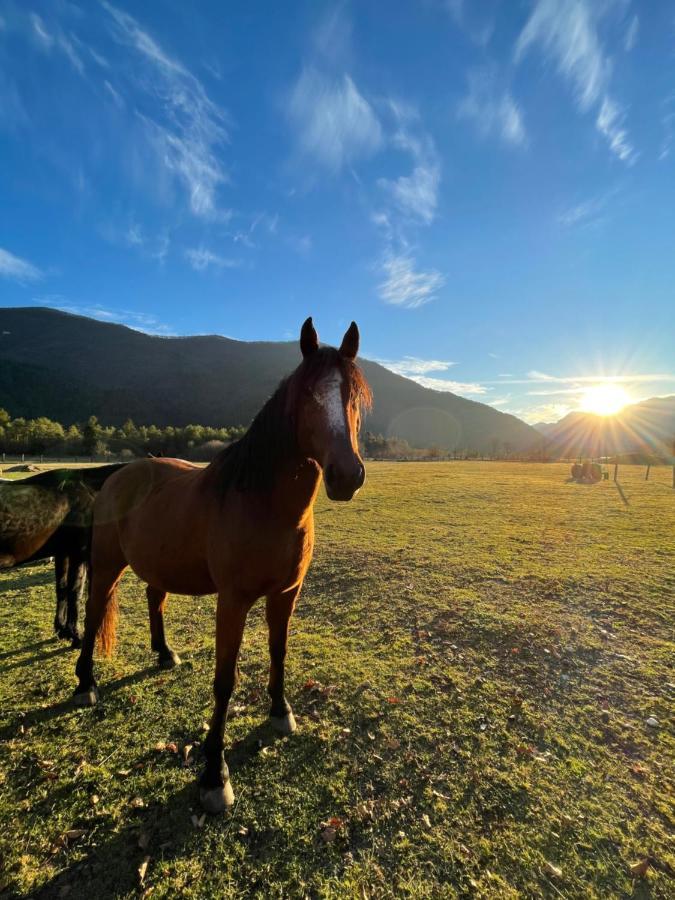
<box><xmin>200</xmin><ymin>781</ymin><xmax>235</xmax><ymax>814</ymax></box>
<box><xmin>73</xmin><ymin>686</ymin><xmax>99</xmax><ymax>707</ymax></box>
<box><xmin>270</xmin><ymin>711</ymin><xmax>297</xmax><ymax>735</ymax></box>
<box><xmin>159</xmin><ymin>652</ymin><xmax>181</xmax><ymax>669</ymax></box>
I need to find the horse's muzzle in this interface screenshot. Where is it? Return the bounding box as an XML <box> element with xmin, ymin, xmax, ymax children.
<box><xmin>324</xmin><ymin>461</ymin><xmax>366</xmax><ymax>501</ymax></box>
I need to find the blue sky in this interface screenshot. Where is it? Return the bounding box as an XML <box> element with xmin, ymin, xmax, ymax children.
<box><xmin>0</xmin><ymin>0</ymin><xmax>674</xmax><ymax>423</ymax></box>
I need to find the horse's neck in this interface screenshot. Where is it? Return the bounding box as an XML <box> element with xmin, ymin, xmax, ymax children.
<box><xmin>270</xmin><ymin>457</ymin><xmax>322</xmax><ymax>524</ymax></box>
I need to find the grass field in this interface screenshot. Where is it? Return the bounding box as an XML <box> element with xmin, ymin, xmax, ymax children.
<box><xmin>0</xmin><ymin>462</ymin><xmax>673</xmax><ymax>898</ymax></box>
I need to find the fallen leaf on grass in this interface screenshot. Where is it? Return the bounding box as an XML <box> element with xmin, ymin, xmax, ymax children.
<box><xmin>320</xmin><ymin>817</ymin><xmax>345</xmax><ymax>843</ymax></box>
<box><xmin>116</xmin><ymin>769</ymin><xmax>132</xmax><ymax>778</ymax></box>
<box><xmin>543</xmin><ymin>861</ymin><xmax>562</xmax><ymax>879</ymax></box>
<box><xmin>386</xmin><ymin>697</ymin><xmax>400</xmax><ymax>705</ymax></box>
<box><xmin>629</xmin><ymin>858</ymin><xmax>651</xmax><ymax>878</ymax></box>
<box><xmin>421</xmin><ymin>814</ymin><xmax>432</xmax><ymax>829</ymax></box>
<box><xmin>51</xmin><ymin>829</ymin><xmax>87</xmax><ymax>854</ymax></box>
<box><xmin>138</xmin><ymin>856</ymin><xmax>150</xmax><ymax>885</ymax></box>
<box><xmin>191</xmin><ymin>814</ymin><xmax>206</xmax><ymax>829</ymax></box>
<box><xmin>130</xmin><ymin>797</ymin><xmax>145</xmax><ymax>809</ymax></box>
<box><xmin>181</xmin><ymin>744</ymin><xmax>194</xmax><ymax>767</ymax></box>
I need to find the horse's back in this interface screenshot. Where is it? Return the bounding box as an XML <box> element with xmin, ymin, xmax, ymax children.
<box><xmin>93</xmin><ymin>457</ymin><xmax>214</xmax><ymax>593</ymax></box>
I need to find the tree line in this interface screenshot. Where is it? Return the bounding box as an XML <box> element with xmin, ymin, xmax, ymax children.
<box><xmin>0</xmin><ymin>410</ymin><xmax>549</xmax><ymax>463</ymax></box>
<box><xmin>0</xmin><ymin>410</ymin><xmax>246</xmax><ymax>460</ymax></box>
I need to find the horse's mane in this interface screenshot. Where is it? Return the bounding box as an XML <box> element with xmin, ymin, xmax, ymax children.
<box><xmin>204</xmin><ymin>348</ymin><xmax>371</xmax><ymax>495</ymax></box>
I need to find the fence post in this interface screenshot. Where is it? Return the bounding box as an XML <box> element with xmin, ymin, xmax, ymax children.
<box><xmin>645</xmin><ymin>464</ymin><xmax>650</xmax><ymax>481</ymax></box>
<box><xmin>613</xmin><ymin>463</ymin><xmax>618</xmax><ymax>482</ymax></box>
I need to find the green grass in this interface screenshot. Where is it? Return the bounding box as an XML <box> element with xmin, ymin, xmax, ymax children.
<box><xmin>0</xmin><ymin>462</ymin><xmax>673</xmax><ymax>898</ymax></box>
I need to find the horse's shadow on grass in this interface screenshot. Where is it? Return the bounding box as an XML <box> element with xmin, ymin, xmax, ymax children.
<box><xmin>0</xmin><ymin>568</ymin><xmax>52</xmax><ymax>592</ymax></box>
<box><xmin>31</xmin><ymin>724</ymin><xmax>328</xmax><ymax>900</ymax></box>
<box><xmin>0</xmin><ymin>643</ymin><xmax>72</xmax><ymax>675</ymax></box>
<box><xmin>0</xmin><ymin>637</ymin><xmax>56</xmax><ymax>661</ymax></box>
<box><xmin>0</xmin><ymin>665</ymin><xmax>162</xmax><ymax>742</ymax></box>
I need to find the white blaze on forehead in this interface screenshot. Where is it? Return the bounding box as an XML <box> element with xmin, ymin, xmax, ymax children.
<box><xmin>314</xmin><ymin>371</ymin><xmax>347</xmax><ymax>435</ymax></box>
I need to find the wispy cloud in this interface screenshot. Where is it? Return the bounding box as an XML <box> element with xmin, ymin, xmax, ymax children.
<box><xmin>34</xmin><ymin>296</ymin><xmax>172</xmax><ymax>335</ymax></box>
<box><xmin>286</xmin><ymin>234</ymin><xmax>312</xmax><ymax>255</ymax></box>
<box><xmin>624</xmin><ymin>15</ymin><xmax>638</xmax><ymax>52</ymax></box>
<box><xmin>557</xmin><ymin>187</ymin><xmax>617</xmax><ymax>227</ymax></box>
<box><xmin>517</xmin><ymin>402</ymin><xmax>574</xmax><ymax>424</ymax></box>
<box><xmin>458</xmin><ymin>67</ymin><xmax>527</xmax><ymax>147</ymax></box>
<box><xmin>103</xmin><ymin>79</ymin><xmax>124</xmax><ymax>108</ymax></box>
<box><xmin>378</xmin><ymin>110</ymin><xmax>441</xmax><ymax>223</ymax></box>
<box><xmin>99</xmin><ymin>220</ymin><xmax>170</xmax><ymax>263</ymax></box>
<box><xmin>184</xmin><ymin>247</ymin><xmax>241</xmax><ymax>272</ymax></box>
<box><xmin>515</xmin><ymin>0</ymin><xmax>636</xmax><ymax>163</ymax></box>
<box><xmin>287</xmin><ymin>67</ymin><xmax>382</xmax><ymax>171</ymax></box>
<box><xmin>445</xmin><ymin>0</ymin><xmax>496</xmax><ymax>47</ymax></box>
<box><xmin>30</xmin><ymin>13</ymin><xmax>85</xmax><ymax>75</ymax></box>
<box><xmin>102</xmin><ymin>2</ymin><xmax>230</xmax><ymax>218</ymax></box>
<box><xmin>375</xmin><ymin>353</ymin><xmax>486</xmax><ymax>394</ymax></box>
<box><xmin>596</xmin><ymin>97</ymin><xmax>634</xmax><ymax>164</ymax></box>
<box><xmin>377</xmin><ymin>252</ymin><xmax>445</xmax><ymax>309</ymax></box>
<box><xmin>409</xmin><ymin>376</ymin><xmax>488</xmax><ymax>395</ymax></box>
<box><xmin>489</xmin><ymin>371</ymin><xmax>675</xmax><ymax>388</ymax></box>
<box><xmin>0</xmin><ymin>247</ymin><xmax>43</xmax><ymax>283</ymax></box>
<box><xmin>659</xmin><ymin>93</ymin><xmax>675</xmax><ymax>161</ymax></box>
<box><xmin>375</xmin><ymin>356</ymin><xmax>457</xmax><ymax>376</ymax></box>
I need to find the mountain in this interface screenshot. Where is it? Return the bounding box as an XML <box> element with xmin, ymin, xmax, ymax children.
<box><xmin>532</xmin><ymin>421</ymin><xmax>558</xmax><ymax>436</ymax></box>
<box><xmin>534</xmin><ymin>398</ymin><xmax>675</xmax><ymax>460</ymax></box>
<box><xmin>0</xmin><ymin>307</ymin><xmax>538</xmax><ymax>453</ymax></box>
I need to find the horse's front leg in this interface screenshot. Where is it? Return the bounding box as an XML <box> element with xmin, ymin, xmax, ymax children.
<box><xmin>266</xmin><ymin>584</ymin><xmax>301</xmax><ymax>735</ymax></box>
<box><xmin>200</xmin><ymin>590</ymin><xmax>250</xmax><ymax>814</ymax></box>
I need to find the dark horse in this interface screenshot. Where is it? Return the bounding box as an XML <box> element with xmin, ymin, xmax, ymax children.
<box><xmin>0</xmin><ymin>464</ymin><xmax>125</xmax><ymax>646</ymax></box>
<box><xmin>74</xmin><ymin>318</ymin><xmax>371</xmax><ymax>813</ymax></box>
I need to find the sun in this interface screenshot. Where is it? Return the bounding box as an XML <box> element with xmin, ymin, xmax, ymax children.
<box><xmin>579</xmin><ymin>384</ymin><xmax>630</xmax><ymax>416</ymax></box>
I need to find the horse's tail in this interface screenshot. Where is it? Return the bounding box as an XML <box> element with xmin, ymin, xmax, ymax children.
<box><xmin>96</xmin><ymin>587</ymin><xmax>119</xmax><ymax>657</ymax></box>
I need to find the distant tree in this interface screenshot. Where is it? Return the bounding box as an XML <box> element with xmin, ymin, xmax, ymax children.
<box><xmin>82</xmin><ymin>416</ymin><xmax>101</xmax><ymax>456</ymax></box>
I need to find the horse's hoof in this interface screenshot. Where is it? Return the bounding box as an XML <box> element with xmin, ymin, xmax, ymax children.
<box><xmin>159</xmin><ymin>652</ymin><xmax>181</xmax><ymax>669</ymax></box>
<box><xmin>70</xmin><ymin>636</ymin><xmax>82</xmax><ymax>650</ymax></box>
<box><xmin>270</xmin><ymin>711</ymin><xmax>297</xmax><ymax>735</ymax></box>
<box><xmin>73</xmin><ymin>686</ymin><xmax>99</xmax><ymax>707</ymax></box>
<box><xmin>200</xmin><ymin>781</ymin><xmax>235</xmax><ymax>814</ymax></box>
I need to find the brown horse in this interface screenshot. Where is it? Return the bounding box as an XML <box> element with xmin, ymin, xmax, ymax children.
<box><xmin>74</xmin><ymin>318</ymin><xmax>371</xmax><ymax>813</ymax></box>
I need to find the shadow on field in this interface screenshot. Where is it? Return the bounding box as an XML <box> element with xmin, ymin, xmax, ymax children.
<box><xmin>0</xmin><ymin>568</ymin><xmax>52</xmax><ymax>592</ymax></box>
<box><xmin>0</xmin><ymin>665</ymin><xmax>161</xmax><ymax>741</ymax></box>
<box><xmin>0</xmin><ymin>643</ymin><xmax>72</xmax><ymax>675</ymax></box>
<box><xmin>0</xmin><ymin>637</ymin><xmax>55</xmax><ymax>661</ymax></box>
<box><xmin>31</xmin><ymin>725</ymin><xmax>329</xmax><ymax>900</ymax></box>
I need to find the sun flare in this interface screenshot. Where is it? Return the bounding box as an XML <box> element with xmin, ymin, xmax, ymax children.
<box><xmin>579</xmin><ymin>384</ymin><xmax>630</xmax><ymax>416</ymax></box>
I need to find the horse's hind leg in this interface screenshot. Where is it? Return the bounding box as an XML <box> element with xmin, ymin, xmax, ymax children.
<box><xmin>74</xmin><ymin>540</ymin><xmax>126</xmax><ymax>707</ymax></box>
<box><xmin>53</xmin><ymin>553</ymin><xmax>69</xmax><ymax>639</ymax></box>
<box><xmin>265</xmin><ymin>585</ymin><xmax>300</xmax><ymax>735</ymax></box>
<box><xmin>147</xmin><ymin>586</ymin><xmax>181</xmax><ymax>669</ymax></box>
<box><xmin>65</xmin><ymin>551</ymin><xmax>87</xmax><ymax>649</ymax></box>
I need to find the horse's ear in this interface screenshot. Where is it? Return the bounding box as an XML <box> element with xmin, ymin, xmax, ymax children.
<box><xmin>339</xmin><ymin>321</ymin><xmax>359</xmax><ymax>360</ymax></box>
<box><xmin>300</xmin><ymin>317</ymin><xmax>319</xmax><ymax>357</ymax></box>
